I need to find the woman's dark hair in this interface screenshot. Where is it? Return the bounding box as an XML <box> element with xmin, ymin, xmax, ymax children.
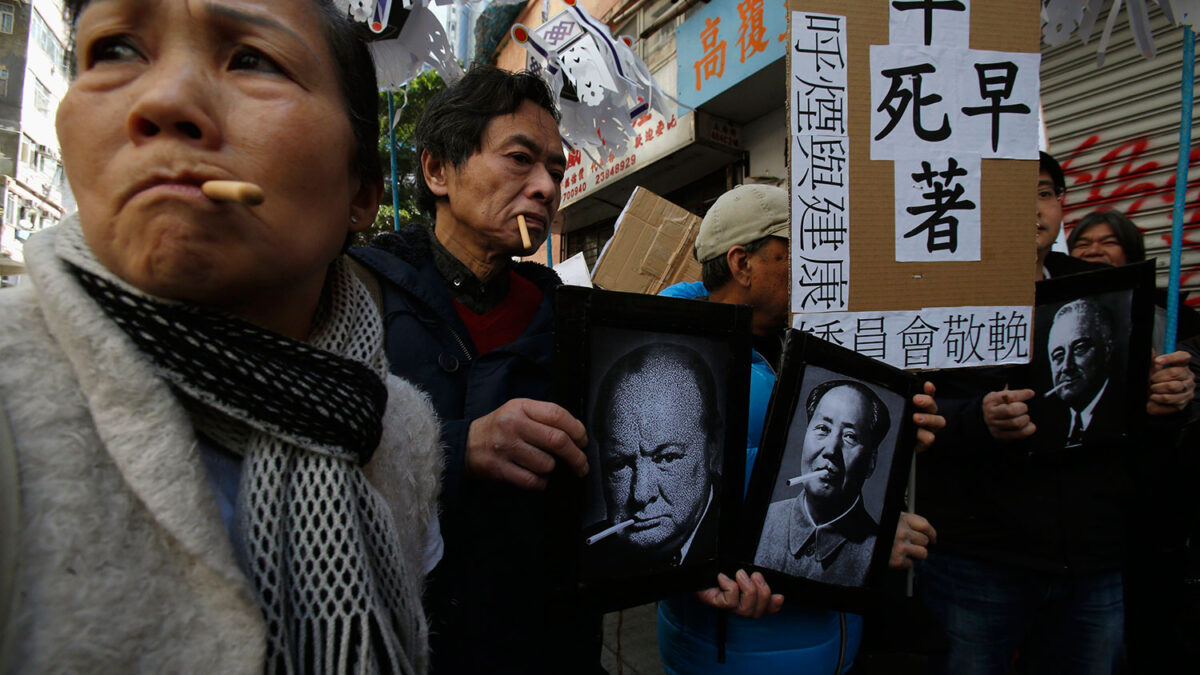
<box><xmin>413</xmin><ymin>65</ymin><xmax>560</xmax><ymax>216</ymax></box>
<box><xmin>1068</xmin><ymin>209</ymin><xmax>1146</xmax><ymax>264</ymax></box>
<box><xmin>63</xmin><ymin>0</ymin><xmax>381</xmax><ymax>182</ymax></box>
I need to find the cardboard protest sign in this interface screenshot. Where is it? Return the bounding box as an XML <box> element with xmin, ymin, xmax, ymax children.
<box><xmin>787</xmin><ymin>0</ymin><xmax>1041</xmax><ymax>370</ymax></box>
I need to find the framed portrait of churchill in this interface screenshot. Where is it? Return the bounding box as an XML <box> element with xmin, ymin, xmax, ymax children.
<box><xmin>554</xmin><ymin>286</ymin><xmax>752</xmax><ymax>612</ymax></box>
<box><xmin>1022</xmin><ymin>261</ymin><xmax>1155</xmax><ymax>453</ymax></box>
<box><xmin>739</xmin><ymin>330</ymin><xmax>919</xmax><ymax>611</ymax></box>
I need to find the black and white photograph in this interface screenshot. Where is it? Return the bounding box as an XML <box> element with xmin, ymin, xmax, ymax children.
<box><xmin>554</xmin><ymin>287</ymin><xmax>751</xmax><ymax>610</ymax></box>
<box><xmin>582</xmin><ymin>330</ymin><xmax>726</xmax><ymax>575</ymax></box>
<box><xmin>739</xmin><ymin>331</ymin><xmax>917</xmax><ymax>607</ymax></box>
<box><xmin>1027</xmin><ymin>262</ymin><xmax>1155</xmax><ymax>451</ymax></box>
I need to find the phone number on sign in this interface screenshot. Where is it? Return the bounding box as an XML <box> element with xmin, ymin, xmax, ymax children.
<box><xmin>593</xmin><ymin>155</ymin><xmax>637</xmax><ymax>187</ymax></box>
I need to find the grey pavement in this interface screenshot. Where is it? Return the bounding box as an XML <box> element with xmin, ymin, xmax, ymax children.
<box><xmin>601</xmin><ymin>603</ymin><xmax>665</xmax><ymax>675</ymax></box>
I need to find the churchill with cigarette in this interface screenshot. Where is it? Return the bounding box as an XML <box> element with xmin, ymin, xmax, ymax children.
<box><xmin>587</xmin><ymin>343</ymin><xmax>722</xmax><ymax>570</ymax></box>
<box><xmin>755</xmin><ymin>380</ymin><xmax>889</xmax><ymax>587</ymax></box>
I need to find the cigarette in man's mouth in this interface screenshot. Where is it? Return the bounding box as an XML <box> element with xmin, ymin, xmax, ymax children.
<box><xmin>585</xmin><ymin>518</ymin><xmax>636</xmax><ymax>545</ymax></box>
<box><xmin>517</xmin><ymin>214</ymin><xmax>532</xmax><ymax>250</ymax></box>
<box><xmin>202</xmin><ymin>180</ymin><xmax>265</xmax><ymax>206</ymax></box>
<box><xmin>787</xmin><ymin>469</ymin><xmax>827</xmax><ymax>487</ymax></box>
<box><xmin>1044</xmin><ymin>380</ymin><xmax>1070</xmax><ymax>398</ymax></box>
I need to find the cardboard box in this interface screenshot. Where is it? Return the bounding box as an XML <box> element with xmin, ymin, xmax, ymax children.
<box><xmin>590</xmin><ymin>187</ymin><xmax>703</xmax><ymax>295</ymax></box>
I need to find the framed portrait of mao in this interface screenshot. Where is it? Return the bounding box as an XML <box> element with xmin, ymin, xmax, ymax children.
<box><xmin>554</xmin><ymin>286</ymin><xmax>752</xmax><ymax>612</ymax></box>
<box><xmin>739</xmin><ymin>330</ymin><xmax>919</xmax><ymax>611</ymax></box>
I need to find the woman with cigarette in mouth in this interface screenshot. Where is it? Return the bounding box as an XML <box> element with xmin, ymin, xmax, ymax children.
<box><xmin>0</xmin><ymin>1</ymin><xmax>441</xmax><ymax>672</ymax></box>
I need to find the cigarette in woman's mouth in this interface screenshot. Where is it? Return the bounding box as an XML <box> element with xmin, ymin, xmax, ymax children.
<box><xmin>585</xmin><ymin>518</ymin><xmax>636</xmax><ymax>545</ymax></box>
<box><xmin>517</xmin><ymin>214</ymin><xmax>532</xmax><ymax>250</ymax></box>
<box><xmin>787</xmin><ymin>469</ymin><xmax>827</xmax><ymax>487</ymax></box>
<box><xmin>202</xmin><ymin>180</ymin><xmax>265</xmax><ymax>206</ymax></box>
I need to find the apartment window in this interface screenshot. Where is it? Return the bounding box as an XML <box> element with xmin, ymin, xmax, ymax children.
<box><xmin>0</xmin><ymin>4</ymin><xmax>13</xmax><ymax>35</ymax></box>
<box><xmin>34</xmin><ymin>80</ymin><xmax>51</xmax><ymax>114</ymax></box>
<box><xmin>0</xmin><ymin>66</ymin><xmax>8</xmax><ymax>98</ymax></box>
<box><xmin>32</xmin><ymin>13</ymin><xmax>65</xmax><ymax>67</ymax></box>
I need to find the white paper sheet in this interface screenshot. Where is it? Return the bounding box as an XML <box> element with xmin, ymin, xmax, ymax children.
<box><xmin>792</xmin><ymin>305</ymin><xmax>1033</xmax><ymax>370</ymax></box>
<box><xmin>889</xmin><ymin>0</ymin><xmax>970</xmax><ymax>48</ymax></box>
<box><xmin>894</xmin><ymin>152</ymin><xmax>981</xmax><ymax>261</ymax></box>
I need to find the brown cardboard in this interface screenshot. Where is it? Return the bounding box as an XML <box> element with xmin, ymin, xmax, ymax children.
<box><xmin>591</xmin><ymin>187</ymin><xmax>703</xmax><ymax>294</ymax></box>
<box><xmin>788</xmin><ymin>1</ymin><xmax>1040</xmax><ymax>313</ymax></box>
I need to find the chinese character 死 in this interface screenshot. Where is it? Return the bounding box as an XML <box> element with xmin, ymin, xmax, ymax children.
<box><xmin>961</xmin><ymin>61</ymin><xmax>1032</xmax><ymax>153</ymax></box>
<box><xmin>903</xmin><ymin>157</ymin><xmax>976</xmax><ymax>253</ymax></box>
<box><xmin>899</xmin><ymin>315</ymin><xmax>939</xmax><ymax>368</ymax></box>
<box><xmin>694</xmin><ymin>16</ymin><xmax>727</xmax><ymax>91</ymax></box>
<box><xmin>736</xmin><ymin>0</ymin><xmax>769</xmax><ymax>63</ymax></box>
<box><xmin>891</xmin><ymin>0</ymin><xmax>966</xmax><ymax>46</ymax></box>
<box><xmin>875</xmin><ymin>63</ymin><xmax>951</xmax><ymax>142</ymax></box>
<box><xmin>795</xmin><ymin>256</ymin><xmax>848</xmax><ymax>310</ymax></box>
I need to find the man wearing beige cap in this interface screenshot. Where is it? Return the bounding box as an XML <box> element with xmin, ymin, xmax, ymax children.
<box><xmin>656</xmin><ymin>184</ymin><xmax>943</xmax><ymax>674</ymax></box>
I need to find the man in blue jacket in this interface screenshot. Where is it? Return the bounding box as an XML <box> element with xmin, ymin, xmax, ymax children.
<box><xmin>658</xmin><ymin>184</ymin><xmax>943</xmax><ymax>673</ymax></box>
<box><xmin>350</xmin><ymin>65</ymin><xmax>599</xmax><ymax>674</ymax></box>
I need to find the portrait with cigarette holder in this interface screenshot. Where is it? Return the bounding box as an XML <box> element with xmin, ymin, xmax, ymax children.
<box><xmin>554</xmin><ymin>287</ymin><xmax>751</xmax><ymax>612</ymax></box>
<box><xmin>738</xmin><ymin>330</ymin><xmax>919</xmax><ymax>612</ymax></box>
<box><xmin>1021</xmin><ymin>261</ymin><xmax>1156</xmax><ymax>453</ymax></box>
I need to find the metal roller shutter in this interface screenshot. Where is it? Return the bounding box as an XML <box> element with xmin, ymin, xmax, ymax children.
<box><xmin>1041</xmin><ymin>3</ymin><xmax>1200</xmax><ymax>305</ymax></box>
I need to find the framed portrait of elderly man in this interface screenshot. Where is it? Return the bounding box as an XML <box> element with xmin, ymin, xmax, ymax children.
<box><xmin>1024</xmin><ymin>261</ymin><xmax>1155</xmax><ymax>452</ymax></box>
<box><xmin>739</xmin><ymin>331</ymin><xmax>919</xmax><ymax>610</ymax></box>
<box><xmin>554</xmin><ymin>286</ymin><xmax>752</xmax><ymax>611</ymax></box>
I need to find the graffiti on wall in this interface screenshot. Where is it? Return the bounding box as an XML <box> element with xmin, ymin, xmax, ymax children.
<box><xmin>1060</xmin><ymin>134</ymin><xmax>1200</xmax><ymax>306</ymax></box>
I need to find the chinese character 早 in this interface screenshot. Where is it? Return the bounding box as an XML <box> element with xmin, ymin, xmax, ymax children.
<box><xmin>961</xmin><ymin>61</ymin><xmax>1032</xmax><ymax>153</ymax></box>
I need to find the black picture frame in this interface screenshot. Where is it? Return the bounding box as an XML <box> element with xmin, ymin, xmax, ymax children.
<box><xmin>1020</xmin><ymin>261</ymin><xmax>1156</xmax><ymax>452</ymax></box>
<box><xmin>554</xmin><ymin>286</ymin><xmax>752</xmax><ymax>612</ymax></box>
<box><xmin>737</xmin><ymin>330</ymin><xmax>919</xmax><ymax>613</ymax></box>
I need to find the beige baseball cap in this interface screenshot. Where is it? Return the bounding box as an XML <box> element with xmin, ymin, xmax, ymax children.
<box><xmin>694</xmin><ymin>184</ymin><xmax>790</xmax><ymax>263</ymax></box>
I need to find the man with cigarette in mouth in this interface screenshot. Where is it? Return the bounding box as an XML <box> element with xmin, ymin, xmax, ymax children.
<box><xmin>916</xmin><ymin>151</ymin><xmax>1198</xmax><ymax>674</ymax></box>
<box><xmin>1046</xmin><ymin>299</ymin><xmax>1118</xmax><ymax>446</ymax></box>
<box><xmin>754</xmin><ymin>381</ymin><xmax>888</xmax><ymax>586</ymax></box>
<box><xmin>587</xmin><ymin>343</ymin><xmax>722</xmax><ymax>570</ymax></box>
<box><xmin>350</xmin><ymin>66</ymin><xmax>598</xmax><ymax>674</ymax></box>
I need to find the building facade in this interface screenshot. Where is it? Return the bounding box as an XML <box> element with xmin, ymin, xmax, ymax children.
<box><xmin>0</xmin><ymin>0</ymin><xmax>69</xmax><ymax>284</ymax></box>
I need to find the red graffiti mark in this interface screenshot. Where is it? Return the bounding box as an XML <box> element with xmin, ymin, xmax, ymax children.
<box><xmin>1060</xmin><ymin>133</ymin><xmax>1200</xmax><ymax>307</ymax></box>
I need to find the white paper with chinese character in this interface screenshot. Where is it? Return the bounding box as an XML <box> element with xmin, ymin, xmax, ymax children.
<box><xmin>894</xmin><ymin>152</ymin><xmax>981</xmax><ymax>261</ymax></box>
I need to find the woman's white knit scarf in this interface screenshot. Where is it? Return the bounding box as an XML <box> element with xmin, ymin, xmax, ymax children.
<box><xmin>56</xmin><ymin>218</ymin><xmax>424</xmax><ymax>674</ymax></box>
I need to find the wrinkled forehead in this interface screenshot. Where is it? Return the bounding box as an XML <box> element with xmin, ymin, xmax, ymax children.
<box><xmin>812</xmin><ymin>386</ymin><xmax>871</xmax><ymax>426</ymax></box>
<box><xmin>603</xmin><ymin>365</ymin><xmax>706</xmax><ymax>430</ymax></box>
<box><xmin>1048</xmin><ymin>310</ymin><xmax>1098</xmax><ymax>346</ymax></box>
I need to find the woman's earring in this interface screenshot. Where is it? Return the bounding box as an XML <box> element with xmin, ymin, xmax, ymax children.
<box><xmin>350</xmin><ymin>215</ymin><xmax>359</xmax><ymax>224</ymax></box>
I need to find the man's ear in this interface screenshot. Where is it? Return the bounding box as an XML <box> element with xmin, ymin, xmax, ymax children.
<box><xmin>348</xmin><ymin>175</ymin><xmax>383</xmax><ymax>234</ymax></box>
<box><xmin>420</xmin><ymin>149</ymin><xmax>451</xmax><ymax>198</ymax></box>
<box><xmin>726</xmin><ymin>246</ymin><xmax>751</xmax><ymax>288</ymax></box>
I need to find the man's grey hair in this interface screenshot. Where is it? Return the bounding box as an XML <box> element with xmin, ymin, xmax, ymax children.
<box><xmin>1052</xmin><ymin>298</ymin><xmax>1116</xmax><ymax>353</ymax></box>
